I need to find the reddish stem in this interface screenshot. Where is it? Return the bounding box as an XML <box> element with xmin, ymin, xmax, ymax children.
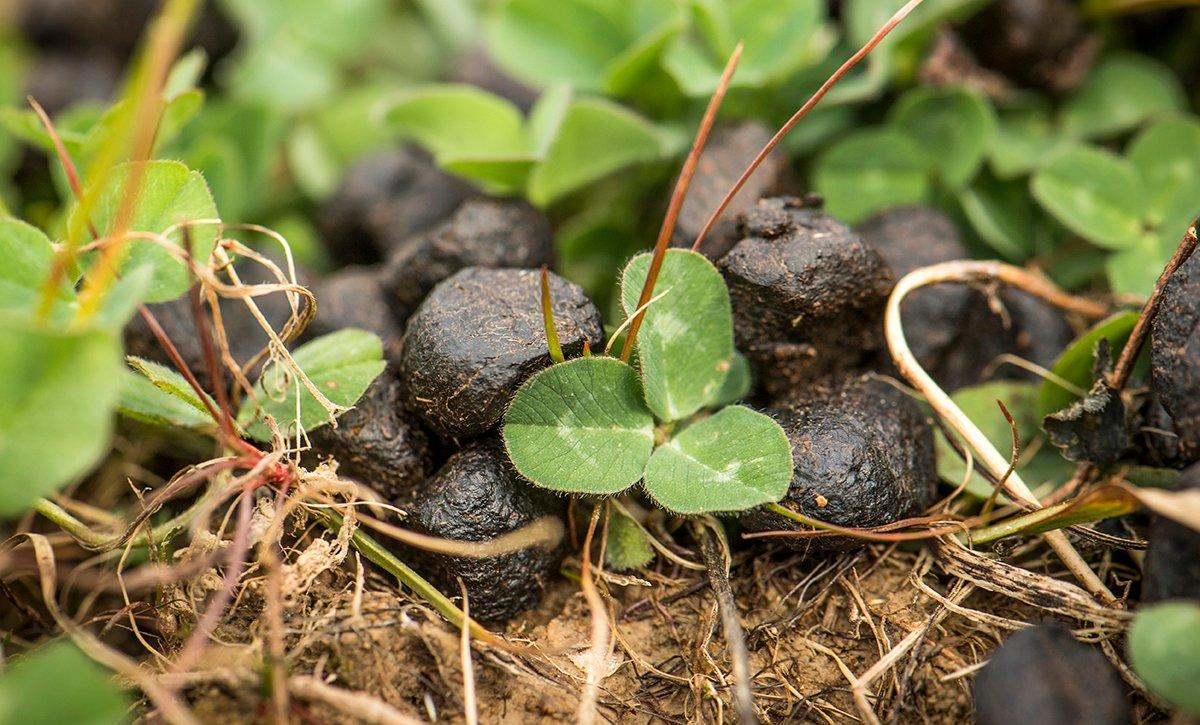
<box><xmin>691</xmin><ymin>0</ymin><xmax>927</xmax><ymax>252</ymax></box>
<box><xmin>619</xmin><ymin>43</ymin><xmax>744</xmax><ymax>363</ymax></box>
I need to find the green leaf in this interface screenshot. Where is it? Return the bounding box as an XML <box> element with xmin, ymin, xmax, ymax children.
<box><xmin>0</xmin><ymin>218</ymin><xmax>73</xmax><ymax>313</ymax></box>
<box><xmin>1129</xmin><ymin>601</ymin><xmax>1200</xmax><ymax>716</ymax></box>
<box><xmin>126</xmin><ymin>356</ymin><xmax>216</xmax><ymax>419</ymax></box>
<box><xmin>605</xmin><ymin>506</ymin><xmax>655</xmax><ymax>570</ymax></box>
<box><xmin>0</xmin><ymin>639</ymin><xmax>129</xmax><ymax>725</ymax></box>
<box><xmin>1128</xmin><ymin>117</ymin><xmax>1200</xmax><ymax>231</ymax></box>
<box><xmin>385</xmin><ymin>84</ymin><xmax>528</xmax><ymax>160</ymax></box>
<box><xmin>710</xmin><ymin>351</ymin><xmax>751</xmax><ymax>407</ymax></box>
<box><xmin>933</xmin><ymin>381</ymin><xmax>1070</xmax><ymax>498</ymax></box>
<box><xmin>527</xmin><ymin>85</ymin><xmax>573</xmax><ymax>157</ymax></box>
<box><xmin>237</xmin><ymin>329</ymin><xmax>385</xmax><ymax>441</ymax></box>
<box><xmin>1030</xmin><ymin>145</ymin><xmax>1146</xmax><ymax>250</ymax></box>
<box><xmin>890</xmin><ymin>87</ymin><xmax>996</xmax><ymax>189</ymax></box>
<box><xmin>486</xmin><ymin>0</ymin><xmax>628</xmax><ymax>91</ymax></box>
<box><xmin>1059</xmin><ymin>53</ymin><xmax>1185</xmax><ymax>140</ymax></box>
<box><xmin>72</xmin><ymin>160</ymin><xmax>219</xmax><ymax>304</ymax></box>
<box><xmin>502</xmin><ymin>357</ymin><xmax>655</xmax><ymax>495</ymax></box>
<box><xmin>643</xmin><ymin>405</ymin><xmax>791</xmax><ymax>514</ymax></box>
<box><xmin>1036</xmin><ymin>312</ymin><xmax>1139</xmax><ymax>418</ymax></box>
<box><xmin>527</xmin><ymin>98</ymin><xmax>662</xmax><ymax>206</ymax></box>
<box><xmin>959</xmin><ymin>172</ymin><xmax>1039</xmax><ymax>260</ymax></box>
<box><xmin>0</xmin><ymin>322</ymin><xmax>122</xmax><ymax>517</ymax></box>
<box><xmin>1106</xmin><ymin>231</ymin><xmax>1173</xmax><ymax>297</ymax></box>
<box><xmin>621</xmin><ymin>250</ymin><xmax>734</xmax><ymax>421</ymax></box>
<box><xmin>989</xmin><ymin>100</ymin><xmax>1061</xmax><ymax>179</ymax></box>
<box><xmin>385</xmin><ymin>84</ymin><xmax>535</xmax><ymax>194</ymax></box>
<box><xmin>663</xmin><ymin>0</ymin><xmax>823</xmax><ymax>95</ymax></box>
<box><xmin>813</xmin><ymin>128</ymin><xmax>933</xmax><ymax>224</ymax></box>
<box><xmin>118</xmin><ymin>369</ymin><xmax>216</xmax><ymax>432</ymax></box>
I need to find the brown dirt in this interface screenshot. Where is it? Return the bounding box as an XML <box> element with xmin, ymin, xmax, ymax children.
<box><xmin>170</xmin><ymin>535</ymin><xmax>1058</xmax><ymax>724</ymax></box>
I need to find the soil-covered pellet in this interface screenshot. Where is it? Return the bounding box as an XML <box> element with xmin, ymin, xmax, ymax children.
<box><xmin>740</xmin><ymin>376</ymin><xmax>936</xmax><ymax>548</ymax></box>
<box><xmin>382</xmin><ymin>199</ymin><xmax>554</xmax><ymax>325</ymax></box>
<box><xmin>671</xmin><ymin>122</ymin><xmax>795</xmax><ymax>259</ymax></box>
<box><xmin>309</xmin><ymin>374</ymin><xmax>436</xmax><ymax>504</ymax></box>
<box><xmin>404</xmin><ymin>439</ymin><xmax>566</xmax><ymax>623</ymax></box>
<box><xmin>719</xmin><ymin>199</ymin><xmax>894</xmax><ymax>397</ymax></box>
<box><xmin>857</xmin><ymin>205</ymin><xmax>971</xmax><ymax>373</ymax></box>
<box><xmin>399</xmin><ymin>267</ymin><xmax>604</xmax><ymax>440</ymax></box>
<box><xmin>972</xmin><ymin>625</ymin><xmax>1129</xmax><ymax>725</ymax></box>
<box><xmin>1141</xmin><ymin>462</ymin><xmax>1200</xmax><ymax>603</ymax></box>
<box><xmin>959</xmin><ymin>0</ymin><xmax>1099</xmax><ymax>94</ymax></box>
<box><xmin>304</xmin><ymin>265</ymin><xmax>404</xmax><ymax>366</ymax></box>
<box><xmin>1151</xmin><ymin>252</ymin><xmax>1200</xmax><ymax>464</ymax></box>
<box><xmin>930</xmin><ymin>288</ymin><xmax>1075</xmax><ymax>392</ymax></box>
<box><xmin>318</xmin><ymin>147</ymin><xmax>477</xmax><ymax>266</ymax></box>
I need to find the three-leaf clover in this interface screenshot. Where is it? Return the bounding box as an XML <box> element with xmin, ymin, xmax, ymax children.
<box><xmin>1031</xmin><ymin>117</ymin><xmax>1200</xmax><ymax>296</ymax></box>
<box><xmin>502</xmin><ymin>249</ymin><xmax>792</xmax><ymax>515</ymax></box>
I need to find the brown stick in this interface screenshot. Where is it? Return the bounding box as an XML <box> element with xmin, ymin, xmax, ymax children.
<box><xmin>1108</xmin><ymin>221</ymin><xmax>1198</xmax><ymax>392</ymax></box>
<box><xmin>698</xmin><ymin>519</ymin><xmax>758</xmax><ymax>725</ymax></box>
<box><xmin>619</xmin><ymin>43</ymin><xmax>743</xmax><ymax>363</ymax></box>
<box><xmin>691</xmin><ymin>0</ymin><xmax>928</xmax><ymax>252</ymax></box>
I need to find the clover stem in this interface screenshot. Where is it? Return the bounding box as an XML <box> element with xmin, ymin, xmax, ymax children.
<box><xmin>620</xmin><ymin>43</ymin><xmax>743</xmax><ymax>363</ymax></box>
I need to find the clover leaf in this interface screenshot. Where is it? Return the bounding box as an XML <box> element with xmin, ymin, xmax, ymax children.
<box><xmin>385</xmin><ymin>85</ymin><xmax>663</xmax><ymax>203</ymax></box>
<box><xmin>1129</xmin><ymin>601</ymin><xmax>1200</xmax><ymax>716</ymax></box>
<box><xmin>620</xmin><ymin>249</ymin><xmax>734</xmax><ymax>422</ymax></box>
<box><xmin>503</xmin><ymin>250</ymin><xmax>792</xmax><ymax>516</ymax></box>
<box><xmin>503</xmin><ymin>357</ymin><xmax>655</xmax><ymax>495</ymax></box>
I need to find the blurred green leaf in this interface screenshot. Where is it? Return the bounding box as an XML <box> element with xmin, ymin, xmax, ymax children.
<box><xmin>0</xmin><ymin>218</ymin><xmax>73</xmax><ymax>312</ymax></box>
<box><xmin>813</xmin><ymin>127</ymin><xmax>933</xmax><ymax>223</ymax></box>
<box><xmin>528</xmin><ymin>98</ymin><xmax>662</xmax><ymax>206</ymax></box>
<box><xmin>989</xmin><ymin>100</ymin><xmax>1061</xmax><ymax>179</ymax></box>
<box><xmin>385</xmin><ymin>84</ymin><xmax>528</xmax><ymax>159</ymax></box>
<box><xmin>1059</xmin><ymin>53</ymin><xmax>1185</xmax><ymax>140</ymax></box>
<box><xmin>1030</xmin><ymin>145</ymin><xmax>1146</xmax><ymax>250</ymax></box>
<box><xmin>663</xmin><ymin>0</ymin><xmax>823</xmax><ymax>95</ymax></box>
<box><xmin>486</xmin><ymin>0</ymin><xmax>632</xmax><ymax>91</ymax></box>
<box><xmin>1129</xmin><ymin>601</ymin><xmax>1200</xmax><ymax>716</ymax></box>
<box><xmin>0</xmin><ymin>322</ymin><xmax>122</xmax><ymax>517</ymax></box>
<box><xmin>1106</xmin><ymin>232</ymin><xmax>1173</xmax><ymax>297</ymax></box>
<box><xmin>238</xmin><ymin>329</ymin><xmax>385</xmax><ymax>441</ymax></box>
<box><xmin>933</xmin><ymin>381</ymin><xmax>1071</xmax><ymax>498</ymax></box>
<box><xmin>959</xmin><ymin>172</ymin><xmax>1038</xmax><ymax>260</ymax></box>
<box><xmin>0</xmin><ymin>639</ymin><xmax>129</xmax><ymax>725</ymax></box>
<box><xmin>891</xmin><ymin>87</ymin><xmax>996</xmax><ymax>189</ymax></box>
<box><xmin>1128</xmin><ymin>117</ymin><xmax>1200</xmax><ymax>231</ymax></box>
<box><xmin>72</xmin><ymin>160</ymin><xmax>219</xmax><ymax>304</ymax></box>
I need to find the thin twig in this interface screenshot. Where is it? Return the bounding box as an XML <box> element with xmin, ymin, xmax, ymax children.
<box><xmin>698</xmin><ymin>518</ymin><xmax>758</xmax><ymax>725</ymax></box>
<box><xmin>620</xmin><ymin>43</ymin><xmax>743</xmax><ymax>363</ymax></box>
<box><xmin>459</xmin><ymin>580</ymin><xmax>479</xmax><ymax>725</ymax></box>
<box><xmin>577</xmin><ymin>504</ymin><xmax>609</xmax><ymax>725</ymax></box>
<box><xmin>691</xmin><ymin>0</ymin><xmax>927</xmax><ymax>251</ymax></box>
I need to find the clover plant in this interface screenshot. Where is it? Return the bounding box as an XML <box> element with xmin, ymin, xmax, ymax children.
<box><xmin>502</xmin><ymin>248</ymin><xmax>792</xmax><ymax>515</ymax></box>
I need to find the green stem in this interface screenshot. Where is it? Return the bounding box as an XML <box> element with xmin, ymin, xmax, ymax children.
<box><xmin>315</xmin><ymin>510</ymin><xmax>501</xmax><ymax>646</ymax></box>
